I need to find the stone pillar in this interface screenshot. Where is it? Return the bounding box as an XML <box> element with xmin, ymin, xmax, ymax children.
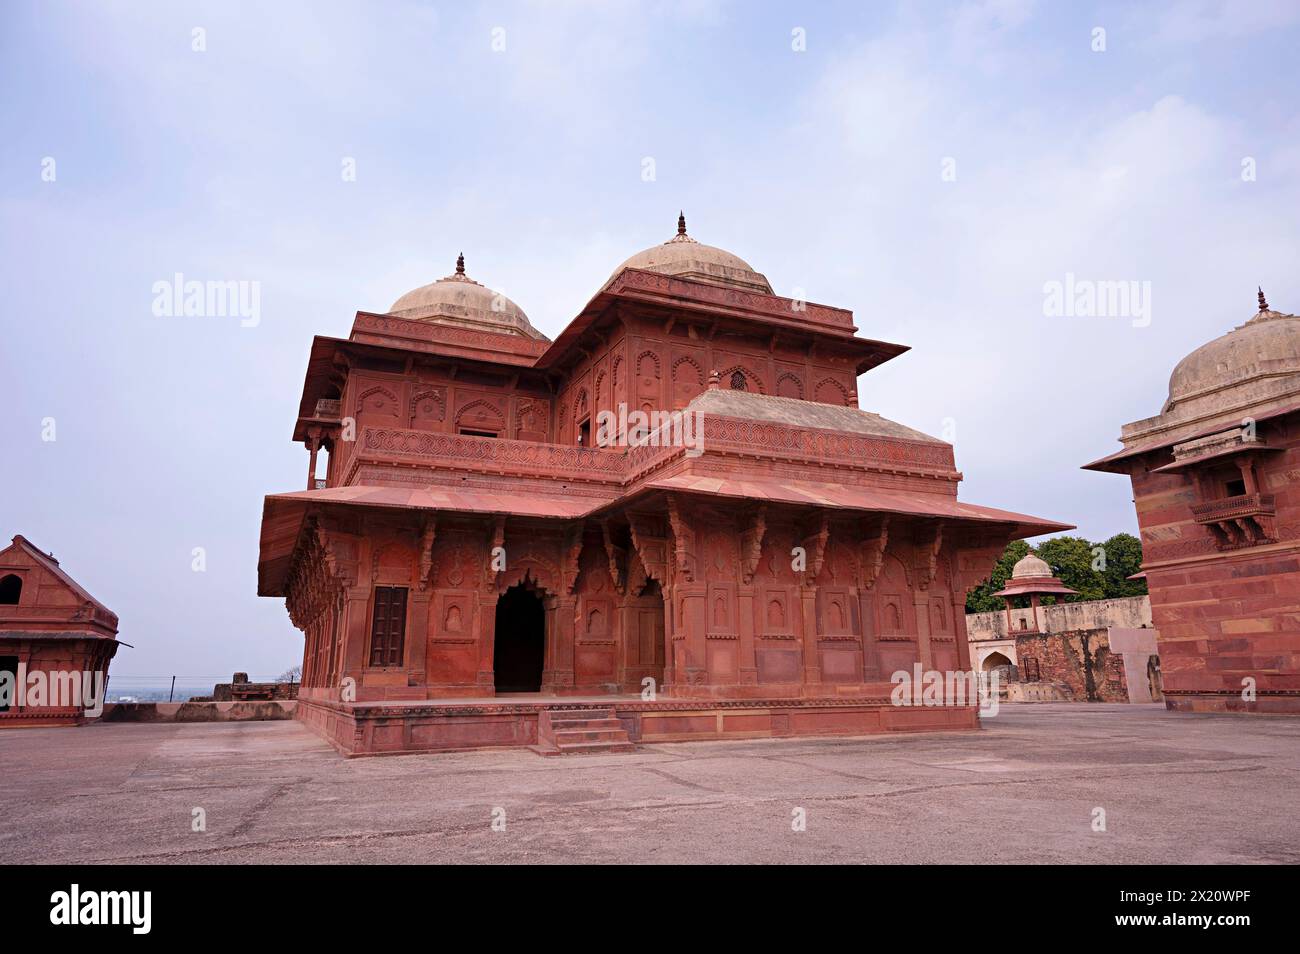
<box><xmin>914</xmin><ymin>593</ymin><xmax>933</xmax><ymax>669</ymax></box>
<box><xmin>306</xmin><ymin>435</ymin><xmax>319</xmax><ymax>490</ymax></box>
<box><xmin>737</xmin><ymin>584</ymin><xmax>758</xmax><ymax>685</ymax></box>
<box><xmin>407</xmin><ymin>590</ymin><xmax>430</xmax><ymax>688</ymax></box>
<box><xmin>673</xmin><ymin>583</ymin><xmax>708</xmax><ymax>687</ymax></box>
<box><xmin>661</xmin><ymin>585</ymin><xmax>677</xmax><ymax>690</ymax></box>
<box><xmin>954</xmin><ymin>595</ymin><xmax>973</xmax><ymax>671</ymax></box>
<box><xmin>341</xmin><ymin>584</ymin><xmax>371</xmax><ymax>693</ymax></box>
<box><xmin>475</xmin><ymin>591</ymin><xmax>497</xmax><ymax>692</ymax></box>
<box><xmin>543</xmin><ymin>594</ymin><xmax>577</xmax><ymax>690</ymax></box>
<box><xmin>800</xmin><ymin>585</ymin><xmax>820</xmax><ymax>686</ymax></box>
<box><xmin>859</xmin><ymin>589</ymin><xmax>880</xmax><ymax>680</ymax></box>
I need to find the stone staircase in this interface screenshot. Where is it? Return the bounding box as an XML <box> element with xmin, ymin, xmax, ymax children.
<box><xmin>531</xmin><ymin>707</ymin><xmax>635</xmax><ymax>756</ymax></box>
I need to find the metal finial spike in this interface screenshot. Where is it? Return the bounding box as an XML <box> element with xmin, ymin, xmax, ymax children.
<box><xmin>677</xmin><ymin>211</ymin><xmax>687</xmax><ymax>236</ymax></box>
<box><xmin>1258</xmin><ymin>286</ymin><xmax>1268</xmax><ymax>312</ymax></box>
<box><xmin>456</xmin><ymin>252</ymin><xmax>465</xmax><ymax>275</ymax></box>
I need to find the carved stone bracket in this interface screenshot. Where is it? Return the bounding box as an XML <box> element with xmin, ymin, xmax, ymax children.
<box><xmin>860</xmin><ymin>515</ymin><xmax>890</xmax><ymax>589</ymax></box>
<box><xmin>562</xmin><ymin>522</ymin><xmax>585</xmax><ymax>594</ymax></box>
<box><xmin>915</xmin><ymin>521</ymin><xmax>944</xmax><ymax>591</ymax></box>
<box><xmin>601</xmin><ymin>519</ymin><xmax>628</xmax><ymax>595</ymax></box>
<box><xmin>627</xmin><ymin>511</ymin><xmax>669</xmax><ymax>585</ymax></box>
<box><xmin>666</xmin><ymin>494</ymin><xmax>696</xmax><ymax>583</ymax></box>
<box><xmin>740</xmin><ymin>505</ymin><xmax>767</xmax><ymax>584</ymax></box>
<box><xmin>800</xmin><ymin>509</ymin><xmax>830</xmax><ymax>587</ymax></box>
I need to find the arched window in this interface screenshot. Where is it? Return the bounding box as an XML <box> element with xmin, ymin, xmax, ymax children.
<box><xmin>730</xmin><ymin>370</ymin><xmax>747</xmax><ymax>391</ymax></box>
<box><xmin>0</xmin><ymin>574</ymin><xmax>21</xmax><ymax>605</ymax></box>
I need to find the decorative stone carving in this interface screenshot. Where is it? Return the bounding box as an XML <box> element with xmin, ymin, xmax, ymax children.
<box><xmin>601</xmin><ymin>520</ymin><xmax>628</xmax><ymax>594</ymax></box>
<box><xmin>800</xmin><ymin>510</ymin><xmax>830</xmax><ymax>586</ymax></box>
<box><xmin>916</xmin><ymin>522</ymin><xmax>944</xmax><ymax>591</ymax></box>
<box><xmin>417</xmin><ymin>516</ymin><xmax>437</xmax><ymax>592</ymax></box>
<box><xmin>562</xmin><ymin>522</ymin><xmax>585</xmax><ymax>594</ymax></box>
<box><xmin>860</xmin><ymin>516</ymin><xmax>890</xmax><ymax>589</ymax></box>
<box><xmin>740</xmin><ymin>505</ymin><xmax>767</xmax><ymax>584</ymax></box>
<box><xmin>666</xmin><ymin>494</ymin><xmax>695</xmax><ymax>583</ymax></box>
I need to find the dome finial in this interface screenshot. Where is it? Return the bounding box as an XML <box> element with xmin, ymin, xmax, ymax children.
<box><xmin>1258</xmin><ymin>286</ymin><xmax>1269</xmax><ymax>312</ymax></box>
<box><xmin>677</xmin><ymin>211</ymin><xmax>687</xmax><ymax>236</ymax></box>
<box><xmin>456</xmin><ymin>252</ymin><xmax>465</xmax><ymax>276</ymax></box>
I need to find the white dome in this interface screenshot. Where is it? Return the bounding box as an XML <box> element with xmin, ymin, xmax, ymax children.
<box><xmin>607</xmin><ymin>214</ymin><xmax>772</xmax><ymax>294</ymax></box>
<box><xmin>1164</xmin><ymin>293</ymin><xmax>1299</xmax><ymax>414</ymax></box>
<box><xmin>388</xmin><ymin>254</ymin><xmax>546</xmax><ymax>340</ymax></box>
<box><xmin>1011</xmin><ymin>553</ymin><xmax>1053</xmax><ymax>580</ymax></box>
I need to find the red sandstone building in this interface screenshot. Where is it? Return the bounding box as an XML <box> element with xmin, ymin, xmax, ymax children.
<box><xmin>0</xmin><ymin>535</ymin><xmax>123</xmax><ymax>726</ymax></box>
<box><xmin>1085</xmin><ymin>292</ymin><xmax>1300</xmax><ymax>713</ymax></box>
<box><xmin>258</xmin><ymin>216</ymin><xmax>1068</xmax><ymax>755</ymax></box>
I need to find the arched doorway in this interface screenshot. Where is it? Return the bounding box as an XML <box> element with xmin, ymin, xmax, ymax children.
<box><xmin>494</xmin><ymin>582</ymin><xmax>545</xmax><ymax>693</ymax></box>
<box><xmin>982</xmin><ymin>651</ymin><xmax>1012</xmax><ymax>672</ymax></box>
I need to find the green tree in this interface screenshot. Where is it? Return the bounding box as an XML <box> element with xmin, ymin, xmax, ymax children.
<box><xmin>962</xmin><ymin>533</ymin><xmax>1147</xmax><ymax>612</ymax></box>
<box><xmin>1036</xmin><ymin>535</ymin><xmax>1105</xmax><ymax>602</ymax></box>
<box><xmin>1099</xmin><ymin>532</ymin><xmax>1147</xmax><ymax>598</ymax></box>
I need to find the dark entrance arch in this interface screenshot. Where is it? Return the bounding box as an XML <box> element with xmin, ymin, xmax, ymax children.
<box><xmin>494</xmin><ymin>582</ymin><xmax>545</xmax><ymax>693</ymax></box>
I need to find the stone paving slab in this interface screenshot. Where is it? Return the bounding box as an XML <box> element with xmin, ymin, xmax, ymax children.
<box><xmin>0</xmin><ymin>703</ymin><xmax>1296</xmax><ymax>864</ymax></box>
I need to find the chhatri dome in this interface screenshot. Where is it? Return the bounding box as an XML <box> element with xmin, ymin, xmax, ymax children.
<box><xmin>387</xmin><ymin>253</ymin><xmax>547</xmax><ymax>340</ymax></box>
<box><xmin>1009</xmin><ymin>553</ymin><xmax>1053</xmax><ymax>580</ymax></box>
<box><xmin>1162</xmin><ymin>289</ymin><xmax>1300</xmax><ymax>416</ymax></box>
<box><xmin>607</xmin><ymin>213</ymin><xmax>773</xmax><ymax>294</ymax></box>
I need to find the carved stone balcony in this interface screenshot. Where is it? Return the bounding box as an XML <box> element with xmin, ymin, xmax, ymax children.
<box><xmin>313</xmin><ymin>398</ymin><xmax>342</xmax><ymax>420</ymax></box>
<box><xmin>1191</xmin><ymin>492</ymin><xmax>1277</xmax><ymax>550</ymax></box>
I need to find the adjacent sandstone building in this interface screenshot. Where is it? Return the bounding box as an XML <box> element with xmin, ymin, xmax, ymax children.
<box><xmin>0</xmin><ymin>535</ymin><xmax>123</xmax><ymax>726</ymax></box>
<box><xmin>258</xmin><ymin>216</ymin><xmax>1069</xmax><ymax>755</ymax></box>
<box><xmin>1085</xmin><ymin>292</ymin><xmax>1300</xmax><ymax>713</ymax></box>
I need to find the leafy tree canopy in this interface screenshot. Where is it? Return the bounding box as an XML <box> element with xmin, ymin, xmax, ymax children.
<box><xmin>963</xmin><ymin>533</ymin><xmax>1146</xmax><ymax>613</ymax></box>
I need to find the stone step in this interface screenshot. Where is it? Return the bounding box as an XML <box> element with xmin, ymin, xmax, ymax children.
<box><xmin>530</xmin><ymin>740</ymin><xmax>636</xmax><ymax>757</ymax></box>
<box><xmin>547</xmin><ymin>717</ymin><xmax>623</xmax><ymax>731</ymax></box>
<box><xmin>552</xmin><ymin>728</ymin><xmax>628</xmax><ymax>744</ymax></box>
<box><xmin>534</xmin><ymin>707</ymin><xmax>634</xmax><ymax>755</ymax></box>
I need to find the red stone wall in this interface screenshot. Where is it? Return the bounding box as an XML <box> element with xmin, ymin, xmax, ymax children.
<box><xmin>1125</xmin><ymin>414</ymin><xmax>1300</xmax><ymax>712</ymax></box>
<box><xmin>285</xmin><ymin>503</ymin><xmax>1001</xmax><ymax>704</ymax></box>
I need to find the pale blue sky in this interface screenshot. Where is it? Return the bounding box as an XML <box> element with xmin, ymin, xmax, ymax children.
<box><xmin>2</xmin><ymin>0</ymin><xmax>1298</xmax><ymax>685</ymax></box>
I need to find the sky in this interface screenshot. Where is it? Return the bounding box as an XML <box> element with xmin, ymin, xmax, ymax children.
<box><xmin>2</xmin><ymin>0</ymin><xmax>1298</xmax><ymax>687</ymax></box>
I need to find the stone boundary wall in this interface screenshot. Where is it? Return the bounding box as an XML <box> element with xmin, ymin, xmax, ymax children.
<box><xmin>99</xmin><ymin>701</ymin><xmax>296</xmax><ymax>723</ymax></box>
<box><xmin>967</xmin><ymin>595</ymin><xmax>1151</xmax><ymax>640</ymax></box>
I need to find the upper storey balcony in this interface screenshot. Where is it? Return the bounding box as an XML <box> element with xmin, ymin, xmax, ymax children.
<box><xmin>1190</xmin><ymin>492</ymin><xmax>1278</xmax><ymax>550</ymax></box>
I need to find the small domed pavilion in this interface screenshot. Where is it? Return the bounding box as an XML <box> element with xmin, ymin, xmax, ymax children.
<box><xmin>992</xmin><ymin>553</ymin><xmax>1077</xmax><ymax>636</ymax></box>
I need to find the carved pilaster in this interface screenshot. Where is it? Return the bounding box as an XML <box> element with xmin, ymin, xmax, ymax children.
<box><xmin>417</xmin><ymin>515</ymin><xmax>437</xmax><ymax>592</ymax></box>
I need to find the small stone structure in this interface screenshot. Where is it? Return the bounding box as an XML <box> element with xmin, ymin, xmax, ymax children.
<box><xmin>0</xmin><ymin>535</ymin><xmax>125</xmax><ymax>726</ymax></box>
<box><xmin>967</xmin><ymin>563</ymin><xmax>1160</xmax><ymax>704</ymax></box>
<box><xmin>191</xmin><ymin>672</ymin><xmax>299</xmax><ymax>703</ymax></box>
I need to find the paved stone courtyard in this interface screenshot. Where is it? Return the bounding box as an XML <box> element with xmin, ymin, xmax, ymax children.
<box><xmin>1</xmin><ymin>703</ymin><xmax>1297</xmax><ymax>864</ymax></box>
